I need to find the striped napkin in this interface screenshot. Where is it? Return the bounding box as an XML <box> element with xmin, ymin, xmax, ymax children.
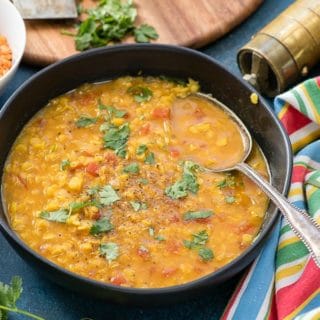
<box><xmin>221</xmin><ymin>77</ymin><xmax>320</xmax><ymax>320</ymax></box>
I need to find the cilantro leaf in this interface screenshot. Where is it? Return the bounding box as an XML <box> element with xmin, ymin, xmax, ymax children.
<box><xmin>138</xmin><ymin>178</ymin><xmax>148</xmax><ymax>185</ymax></box>
<box><xmin>145</xmin><ymin>152</ymin><xmax>155</xmax><ymax>165</ymax></box>
<box><xmin>99</xmin><ymin>185</ymin><xmax>120</xmax><ymax>206</ymax></box>
<box><xmin>87</xmin><ymin>186</ymin><xmax>100</xmax><ymax>196</ymax></box>
<box><xmin>90</xmin><ymin>217</ymin><xmax>113</xmax><ymax>235</ymax></box>
<box><xmin>130</xmin><ymin>201</ymin><xmax>147</xmax><ymax>212</ymax></box>
<box><xmin>134</xmin><ymin>24</ymin><xmax>159</xmax><ymax>43</ymax></box>
<box><xmin>225</xmin><ymin>196</ymin><xmax>236</xmax><ymax>204</ymax></box>
<box><xmin>127</xmin><ymin>86</ymin><xmax>153</xmax><ymax>103</ymax></box>
<box><xmin>183</xmin><ymin>230</ymin><xmax>209</xmax><ymax>249</ymax></box>
<box><xmin>217</xmin><ymin>174</ymin><xmax>236</xmax><ymax>189</ymax></box>
<box><xmin>123</xmin><ymin>163</ymin><xmax>139</xmax><ymax>174</ymax></box>
<box><xmin>183</xmin><ymin>230</ymin><xmax>213</xmax><ymax>262</ymax></box>
<box><xmin>60</xmin><ymin>159</ymin><xmax>70</xmax><ymax>171</ymax></box>
<box><xmin>0</xmin><ymin>276</ymin><xmax>22</xmax><ymax>310</ymax></box>
<box><xmin>148</xmin><ymin>227</ymin><xmax>155</xmax><ymax>237</ymax></box>
<box><xmin>198</xmin><ymin>247</ymin><xmax>214</xmax><ymax>261</ymax></box>
<box><xmin>148</xmin><ymin>227</ymin><xmax>165</xmax><ymax>241</ymax></box>
<box><xmin>99</xmin><ymin>101</ymin><xmax>127</xmax><ymax>118</ymax></box>
<box><xmin>100</xmin><ymin>242</ymin><xmax>119</xmax><ymax>263</ymax></box>
<box><xmin>159</xmin><ymin>75</ymin><xmax>187</xmax><ymax>86</ymax></box>
<box><xmin>103</xmin><ymin>123</ymin><xmax>130</xmax><ymax>157</ymax></box>
<box><xmin>69</xmin><ymin>200</ymin><xmax>101</xmax><ymax>212</ymax></box>
<box><xmin>39</xmin><ymin>209</ymin><xmax>69</xmax><ymax>223</ymax></box>
<box><xmin>183</xmin><ymin>210</ymin><xmax>213</xmax><ymax>221</ymax></box>
<box><xmin>75</xmin><ymin>116</ymin><xmax>97</xmax><ymax>128</ymax></box>
<box><xmin>165</xmin><ymin>161</ymin><xmax>199</xmax><ymax>199</ymax></box>
<box><xmin>136</xmin><ymin>144</ymin><xmax>148</xmax><ymax>155</ymax></box>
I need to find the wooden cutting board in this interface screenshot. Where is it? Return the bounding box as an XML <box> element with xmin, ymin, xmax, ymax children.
<box><xmin>23</xmin><ymin>0</ymin><xmax>263</xmax><ymax>65</ymax></box>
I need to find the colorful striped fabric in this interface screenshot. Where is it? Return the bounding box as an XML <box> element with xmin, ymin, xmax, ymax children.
<box><xmin>221</xmin><ymin>77</ymin><xmax>320</xmax><ymax>320</ymax></box>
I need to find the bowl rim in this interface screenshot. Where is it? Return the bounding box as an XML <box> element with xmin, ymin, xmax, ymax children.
<box><xmin>0</xmin><ymin>43</ymin><xmax>293</xmax><ymax>295</ymax></box>
<box><xmin>0</xmin><ymin>0</ymin><xmax>26</xmax><ymax>85</ymax></box>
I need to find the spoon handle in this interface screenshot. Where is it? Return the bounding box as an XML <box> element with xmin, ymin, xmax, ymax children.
<box><xmin>236</xmin><ymin>162</ymin><xmax>320</xmax><ymax>268</ymax></box>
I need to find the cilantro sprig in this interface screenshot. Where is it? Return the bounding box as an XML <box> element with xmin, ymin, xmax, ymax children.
<box><xmin>0</xmin><ymin>276</ymin><xmax>44</xmax><ymax>320</ymax></box>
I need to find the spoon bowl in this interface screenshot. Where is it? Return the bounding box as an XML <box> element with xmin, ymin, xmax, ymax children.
<box><xmin>193</xmin><ymin>93</ymin><xmax>320</xmax><ymax>268</ymax></box>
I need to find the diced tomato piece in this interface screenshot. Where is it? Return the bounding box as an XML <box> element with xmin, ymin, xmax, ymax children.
<box><xmin>162</xmin><ymin>267</ymin><xmax>178</xmax><ymax>277</ymax></box>
<box><xmin>139</xmin><ymin>123</ymin><xmax>150</xmax><ymax>135</ymax></box>
<box><xmin>105</xmin><ymin>153</ymin><xmax>118</xmax><ymax>167</ymax></box>
<box><xmin>166</xmin><ymin>241</ymin><xmax>181</xmax><ymax>254</ymax></box>
<box><xmin>110</xmin><ymin>274</ymin><xmax>126</xmax><ymax>286</ymax></box>
<box><xmin>86</xmin><ymin>162</ymin><xmax>99</xmax><ymax>176</ymax></box>
<box><xmin>137</xmin><ymin>246</ymin><xmax>149</xmax><ymax>258</ymax></box>
<box><xmin>168</xmin><ymin>214</ymin><xmax>180</xmax><ymax>223</ymax></box>
<box><xmin>152</xmin><ymin>107</ymin><xmax>170</xmax><ymax>119</ymax></box>
<box><xmin>194</xmin><ymin>217</ymin><xmax>210</xmax><ymax>224</ymax></box>
<box><xmin>169</xmin><ymin>148</ymin><xmax>180</xmax><ymax>158</ymax></box>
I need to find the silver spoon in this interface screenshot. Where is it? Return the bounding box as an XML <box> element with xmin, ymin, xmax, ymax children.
<box><xmin>195</xmin><ymin>92</ymin><xmax>320</xmax><ymax>268</ymax></box>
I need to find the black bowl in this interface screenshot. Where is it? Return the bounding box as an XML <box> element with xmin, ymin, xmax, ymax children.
<box><xmin>0</xmin><ymin>44</ymin><xmax>292</xmax><ymax>305</ymax></box>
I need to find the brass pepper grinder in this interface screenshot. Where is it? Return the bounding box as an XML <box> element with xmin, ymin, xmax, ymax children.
<box><xmin>238</xmin><ymin>0</ymin><xmax>320</xmax><ymax>97</ymax></box>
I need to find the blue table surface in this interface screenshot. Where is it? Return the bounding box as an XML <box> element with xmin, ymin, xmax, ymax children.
<box><xmin>0</xmin><ymin>1</ymin><xmax>299</xmax><ymax>319</ymax></box>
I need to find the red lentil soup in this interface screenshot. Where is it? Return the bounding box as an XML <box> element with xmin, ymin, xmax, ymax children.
<box><xmin>2</xmin><ymin>76</ymin><xmax>269</xmax><ymax>288</ymax></box>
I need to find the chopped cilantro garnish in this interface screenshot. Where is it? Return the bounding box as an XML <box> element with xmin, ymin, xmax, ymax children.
<box><xmin>74</xmin><ymin>0</ymin><xmax>158</xmax><ymax>51</ymax></box>
<box><xmin>145</xmin><ymin>152</ymin><xmax>155</xmax><ymax>165</ymax></box>
<box><xmin>87</xmin><ymin>186</ymin><xmax>100</xmax><ymax>196</ymax></box>
<box><xmin>225</xmin><ymin>196</ymin><xmax>236</xmax><ymax>204</ymax></box>
<box><xmin>127</xmin><ymin>86</ymin><xmax>153</xmax><ymax>103</ymax></box>
<box><xmin>103</xmin><ymin>122</ymin><xmax>130</xmax><ymax>158</ymax></box>
<box><xmin>148</xmin><ymin>226</ymin><xmax>165</xmax><ymax>241</ymax></box>
<box><xmin>99</xmin><ymin>185</ymin><xmax>120</xmax><ymax>206</ymax></box>
<box><xmin>165</xmin><ymin>161</ymin><xmax>199</xmax><ymax>199</ymax></box>
<box><xmin>90</xmin><ymin>217</ymin><xmax>113</xmax><ymax>235</ymax></box>
<box><xmin>198</xmin><ymin>247</ymin><xmax>214</xmax><ymax>261</ymax></box>
<box><xmin>75</xmin><ymin>116</ymin><xmax>97</xmax><ymax>128</ymax></box>
<box><xmin>138</xmin><ymin>178</ymin><xmax>149</xmax><ymax>185</ymax></box>
<box><xmin>183</xmin><ymin>210</ymin><xmax>213</xmax><ymax>221</ymax></box>
<box><xmin>69</xmin><ymin>200</ymin><xmax>101</xmax><ymax>213</ymax></box>
<box><xmin>130</xmin><ymin>201</ymin><xmax>147</xmax><ymax>211</ymax></box>
<box><xmin>100</xmin><ymin>242</ymin><xmax>119</xmax><ymax>263</ymax></box>
<box><xmin>39</xmin><ymin>209</ymin><xmax>69</xmax><ymax>223</ymax></box>
<box><xmin>148</xmin><ymin>227</ymin><xmax>155</xmax><ymax>237</ymax></box>
<box><xmin>136</xmin><ymin>144</ymin><xmax>148</xmax><ymax>155</ymax></box>
<box><xmin>123</xmin><ymin>163</ymin><xmax>139</xmax><ymax>174</ymax></box>
<box><xmin>159</xmin><ymin>75</ymin><xmax>187</xmax><ymax>86</ymax></box>
<box><xmin>217</xmin><ymin>174</ymin><xmax>236</xmax><ymax>189</ymax></box>
<box><xmin>60</xmin><ymin>159</ymin><xmax>70</xmax><ymax>171</ymax></box>
<box><xmin>155</xmin><ymin>235</ymin><xmax>165</xmax><ymax>241</ymax></box>
<box><xmin>99</xmin><ymin>101</ymin><xmax>127</xmax><ymax>119</ymax></box>
<box><xmin>183</xmin><ymin>230</ymin><xmax>213</xmax><ymax>262</ymax></box>
<box><xmin>134</xmin><ymin>24</ymin><xmax>158</xmax><ymax>43</ymax></box>
<box><xmin>183</xmin><ymin>230</ymin><xmax>209</xmax><ymax>249</ymax></box>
